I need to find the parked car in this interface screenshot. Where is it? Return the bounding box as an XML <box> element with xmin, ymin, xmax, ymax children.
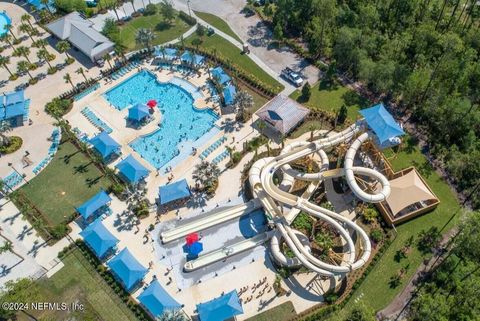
<box><xmin>281</xmin><ymin>67</ymin><xmax>304</xmax><ymax>87</ymax></box>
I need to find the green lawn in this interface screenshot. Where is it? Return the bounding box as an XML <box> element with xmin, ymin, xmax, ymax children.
<box><xmin>290</xmin><ymin>80</ymin><xmax>370</xmax><ymax>122</ymax></box>
<box><xmin>185</xmin><ymin>34</ymin><xmax>283</xmax><ymax>92</ymax></box>
<box><xmin>245</xmin><ymin>301</ymin><xmax>296</xmax><ymax>321</ymax></box>
<box><xmin>323</xmin><ymin>136</ymin><xmax>461</xmax><ymax>319</ymax></box>
<box><xmin>116</xmin><ymin>10</ymin><xmax>191</xmax><ymax>50</ymax></box>
<box><xmin>18</xmin><ymin>249</ymin><xmax>137</xmax><ymax>321</ymax></box>
<box><xmin>19</xmin><ymin>141</ymin><xmax>111</xmax><ymax>226</ymax></box>
<box><xmin>193</xmin><ymin>11</ymin><xmax>243</xmax><ymax>43</ymax></box>
<box><xmin>238</xmin><ymin>84</ymin><xmax>270</xmax><ymax>112</ymax></box>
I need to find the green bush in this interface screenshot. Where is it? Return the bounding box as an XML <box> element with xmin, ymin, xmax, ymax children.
<box><xmin>370</xmin><ymin>228</ymin><xmax>384</xmax><ymax>243</ymax></box>
<box><xmin>144</xmin><ymin>3</ymin><xmax>157</xmax><ymax>15</ymax></box>
<box><xmin>178</xmin><ymin>10</ymin><xmax>197</xmax><ymax>25</ymax></box>
<box><xmin>54</xmin><ymin>0</ymin><xmax>87</xmax><ymax>13</ymax></box>
<box><xmin>45</xmin><ymin>98</ymin><xmax>73</xmax><ymax>118</ymax></box>
<box><xmin>0</xmin><ymin>136</ymin><xmax>23</xmax><ymax>154</ymax></box>
<box><xmin>50</xmin><ymin>224</ymin><xmax>69</xmax><ymax>239</ymax></box>
<box><xmin>109</xmin><ymin>183</ymin><xmax>125</xmax><ymax>197</ymax></box>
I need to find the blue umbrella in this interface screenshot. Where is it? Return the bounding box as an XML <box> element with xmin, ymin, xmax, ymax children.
<box><xmin>188</xmin><ymin>241</ymin><xmax>203</xmax><ymax>257</ymax></box>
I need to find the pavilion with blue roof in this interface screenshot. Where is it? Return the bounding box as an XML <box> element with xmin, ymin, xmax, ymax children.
<box><xmin>89</xmin><ymin>132</ymin><xmax>121</xmax><ymax>160</ymax></box>
<box><xmin>128</xmin><ymin>103</ymin><xmax>151</xmax><ymax>123</ymax></box>
<box><xmin>180</xmin><ymin>50</ymin><xmax>205</xmax><ymax>66</ymax></box>
<box><xmin>360</xmin><ymin>103</ymin><xmax>405</xmax><ymax>144</ymax></box>
<box><xmin>223</xmin><ymin>84</ymin><xmax>237</xmax><ymax>106</ymax></box>
<box><xmin>107</xmin><ymin>248</ymin><xmax>148</xmax><ymax>291</ymax></box>
<box><xmin>76</xmin><ymin>190</ymin><xmax>112</xmax><ymax>221</ymax></box>
<box><xmin>211</xmin><ymin>67</ymin><xmax>231</xmax><ymax>85</ymax></box>
<box><xmin>80</xmin><ymin>218</ymin><xmax>119</xmax><ymax>258</ymax></box>
<box><xmin>196</xmin><ymin>290</ymin><xmax>243</xmax><ymax>321</ymax></box>
<box><xmin>158</xmin><ymin>179</ymin><xmax>191</xmax><ymax>205</ymax></box>
<box><xmin>1</xmin><ymin>90</ymin><xmax>30</xmax><ymax>127</ymax></box>
<box><xmin>155</xmin><ymin>47</ymin><xmax>178</xmax><ymax>60</ymax></box>
<box><xmin>115</xmin><ymin>155</ymin><xmax>150</xmax><ymax>184</ymax></box>
<box><xmin>138</xmin><ymin>280</ymin><xmax>182</xmax><ymax>318</ymax></box>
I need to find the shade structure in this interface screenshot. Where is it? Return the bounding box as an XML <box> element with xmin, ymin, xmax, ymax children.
<box><xmin>147</xmin><ymin>100</ymin><xmax>157</xmax><ymax>108</ymax></box>
<box><xmin>128</xmin><ymin>103</ymin><xmax>150</xmax><ymax>122</ymax></box>
<box><xmin>359</xmin><ymin>103</ymin><xmax>405</xmax><ymax>144</ymax></box>
<box><xmin>80</xmin><ymin>218</ymin><xmax>119</xmax><ymax>258</ymax></box>
<box><xmin>115</xmin><ymin>155</ymin><xmax>150</xmax><ymax>184</ymax></box>
<box><xmin>158</xmin><ymin>179</ymin><xmax>191</xmax><ymax>205</ymax></box>
<box><xmin>107</xmin><ymin>248</ymin><xmax>148</xmax><ymax>291</ymax></box>
<box><xmin>138</xmin><ymin>280</ymin><xmax>182</xmax><ymax>317</ymax></box>
<box><xmin>188</xmin><ymin>241</ymin><xmax>203</xmax><ymax>256</ymax></box>
<box><xmin>76</xmin><ymin>190</ymin><xmax>111</xmax><ymax>220</ymax></box>
<box><xmin>197</xmin><ymin>290</ymin><xmax>243</xmax><ymax>321</ymax></box>
<box><xmin>385</xmin><ymin>169</ymin><xmax>437</xmax><ymax>216</ymax></box>
<box><xmin>155</xmin><ymin>47</ymin><xmax>178</xmax><ymax>60</ymax></box>
<box><xmin>180</xmin><ymin>50</ymin><xmax>205</xmax><ymax>65</ymax></box>
<box><xmin>185</xmin><ymin>233</ymin><xmax>198</xmax><ymax>245</ymax></box>
<box><xmin>223</xmin><ymin>84</ymin><xmax>237</xmax><ymax>106</ymax></box>
<box><xmin>1</xmin><ymin>90</ymin><xmax>30</xmax><ymax>122</ymax></box>
<box><xmin>211</xmin><ymin>67</ymin><xmax>231</xmax><ymax>85</ymax></box>
<box><xmin>89</xmin><ymin>131</ymin><xmax>121</xmax><ymax>159</ymax></box>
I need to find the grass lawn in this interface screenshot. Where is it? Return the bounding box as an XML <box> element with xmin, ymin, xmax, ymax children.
<box><xmin>185</xmin><ymin>34</ymin><xmax>283</xmax><ymax>92</ymax></box>
<box><xmin>18</xmin><ymin>141</ymin><xmax>111</xmax><ymax>226</ymax></box>
<box><xmin>290</xmin><ymin>80</ymin><xmax>370</xmax><ymax>122</ymax></box>
<box><xmin>115</xmin><ymin>10</ymin><xmax>191</xmax><ymax>50</ymax></box>
<box><xmin>17</xmin><ymin>249</ymin><xmax>137</xmax><ymax>321</ymax></box>
<box><xmin>323</xmin><ymin>136</ymin><xmax>461</xmax><ymax>319</ymax></box>
<box><xmin>193</xmin><ymin>11</ymin><xmax>243</xmax><ymax>43</ymax></box>
<box><xmin>238</xmin><ymin>84</ymin><xmax>270</xmax><ymax>113</ymax></box>
<box><xmin>245</xmin><ymin>301</ymin><xmax>296</xmax><ymax>321</ymax></box>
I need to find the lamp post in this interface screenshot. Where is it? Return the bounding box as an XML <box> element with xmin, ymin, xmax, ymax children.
<box><xmin>8</xmin><ymin>163</ymin><xmax>28</xmax><ymax>185</ymax></box>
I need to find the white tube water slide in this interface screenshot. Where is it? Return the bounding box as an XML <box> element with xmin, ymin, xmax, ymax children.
<box><xmin>249</xmin><ymin>122</ymin><xmax>391</xmax><ymax>277</ymax></box>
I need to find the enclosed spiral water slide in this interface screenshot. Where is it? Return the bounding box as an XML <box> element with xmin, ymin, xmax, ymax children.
<box><xmin>249</xmin><ymin>122</ymin><xmax>392</xmax><ymax>277</ymax></box>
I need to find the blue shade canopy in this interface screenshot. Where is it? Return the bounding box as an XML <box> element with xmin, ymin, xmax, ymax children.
<box><xmin>155</xmin><ymin>47</ymin><xmax>177</xmax><ymax>59</ymax></box>
<box><xmin>138</xmin><ymin>281</ymin><xmax>182</xmax><ymax>317</ymax></box>
<box><xmin>211</xmin><ymin>67</ymin><xmax>231</xmax><ymax>85</ymax></box>
<box><xmin>359</xmin><ymin>103</ymin><xmax>405</xmax><ymax>144</ymax></box>
<box><xmin>115</xmin><ymin>155</ymin><xmax>150</xmax><ymax>183</ymax></box>
<box><xmin>76</xmin><ymin>190</ymin><xmax>111</xmax><ymax>219</ymax></box>
<box><xmin>223</xmin><ymin>85</ymin><xmax>237</xmax><ymax>106</ymax></box>
<box><xmin>197</xmin><ymin>290</ymin><xmax>243</xmax><ymax>321</ymax></box>
<box><xmin>80</xmin><ymin>218</ymin><xmax>119</xmax><ymax>258</ymax></box>
<box><xmin>1</xmin><ymin>90</ymin><xmax>29</xmax><ymax>121</ymax></box>
<box><xmin>180</xmin><ymin>51</ymin><xmax>205</xmax><ymax>65</ymax></box>
<box><xmin>90</xmin><ymin>132</ymin><xmax>121</xmax><ymax>159</ymax></box>
<box><xmin>188</xmin><ymin>241</ymin><xmax>203</xmax><ymax>256</ymax></box>
<box><xmin>128</xmin><ymin>103</ymin><xmax>150</xmax><ymax>121</ymax></box>
<box><xmin>107</xmin><ymin>248</ymin><xmax>148</xmax><ymax>291</ymax></box>
<box><xmin>158</xmin><ymin>179</ymin><xmax>191</xmax><ymax>205</ymax></box>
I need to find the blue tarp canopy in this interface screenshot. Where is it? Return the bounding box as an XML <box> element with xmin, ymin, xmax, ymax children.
<box><xmin>156</xmin><ymin>47</ymin><xmax>178</xmax><ymax>60</ymax></box>
<box><xmin>90</xmin><ymin>132</ymin><xmax>121</xmax><ymax>159</ymax></box>
<box><xmin>223</xmin><ymin>84</ymin><xmax>237</xmax><ymax>106</ymax></box>
<box><xmin>197</xmin><ymin>290</ymin><xmax>243</xmax><ymax>321</ymax></box>
<box><xmin>116</xmin><ymin>155</ymin><xmax>150</xmax><ymax>183</ymax></box>
<box><xmin>180</xmin><ymin>51</ymin><xmax>205</xmax><ymax>65</ymax></box>
<box><xmin>359</xmin><ymin>103</ymin><xmax>405</xmax><ymax>144</ymax></box>
<box><xmin>76</xmin><ymin>190</ymin><xmax>111</xmax><ymax>220</ymax></box>
<box><xmin>188</xmin><ymin>241</ymin><xmax>203</xmax><ymax>257</ymax></box>
<box><xmin>138</xmin><ymin>281</ymin><xmax>182</xmax><ymax>317</ymax></box>
<box><xmin>211</xmin><ymin>67</ymin><xmax>231</xmax><ymax>85</ymax></box>
<box><xmin>1</xmin><ymin>90</ymin><xmax>28</xmax><ymax>121</ymax></box>
<box><xmin>128</xmin><ymin>103</ymin><xmax>150</xmax><ymax>122</ymax></box>
<box><xmin>80</xmin><ymin>218</ymin><xmax>119</xmax><ymax>258</ymax></box>
<box><xmin>158</xmin><ymin>179</ymin><xmax>191</xmax><ymax>205</ymax></box>
<box><xmin>107</xmin><ymin>248</ymin><xmax>148</xmax><ymax>291</ymax></box>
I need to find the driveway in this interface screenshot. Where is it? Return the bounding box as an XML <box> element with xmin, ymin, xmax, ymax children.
<box><xmin>174</xmin><ymin>0</ymin><xmax>321</xmax><ymax>86</ymax></box>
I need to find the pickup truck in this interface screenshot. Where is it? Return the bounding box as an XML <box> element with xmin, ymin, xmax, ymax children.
<box><xmin>281</xmin><ymin>67</ymin><xmax>304</xmax><ymax>87</ymax></box>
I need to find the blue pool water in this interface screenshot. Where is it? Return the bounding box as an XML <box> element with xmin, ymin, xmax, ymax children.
<box><xmin>0</xmin><ymin>12</ymin><xmax>11</xmax><ymax>37</ymax></box>
<box><xmin>105</xmin><ymin>71</ymin><xmax>218</xmax><ymax>169</ymax></box>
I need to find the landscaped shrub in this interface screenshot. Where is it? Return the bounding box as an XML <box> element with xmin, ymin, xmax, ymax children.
<box><xmin>45</xmin><ymin>98</ymin><xmax>73</xmax><ymax>118</ymax></box>
<box><xmin>0</xmin><ymin>136</ymin><xmax>23</xmax><ymax>154</ymax></box>
<box><xmin>109</xmin><ymin>183</ymin><xmax>125</xmax><ymax>198</ymax></box>
<box><xmin>49</xmin><ymin>224</ymin><xmax>70</xmax><ymax>239</ymax></box>
<box><xmin>370</xmin><ymin>228</ymin><xmax>383</xmax><ymax>243</ymax></box>
<box><xmin>144</xmin><ymin>3</ymin><xmax>157</xmax><ymax>15</ymax></box>
<box><xmin>178</xmin><ymin>10</ymin><xmax>197</xmax><ymax>25</ymax></box>
<box><xmin>54</xmin><ymin>0</ymin><xmax>87</xmax><ymax>13</ymax></box>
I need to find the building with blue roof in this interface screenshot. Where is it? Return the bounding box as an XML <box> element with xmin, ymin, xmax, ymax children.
<box><xmin>115</xmin><ymin>155</ymin><xmax>150</xmax><ymax>184</ymax></box>
<box><xmin>1</xmin><ymin>90</ymin><xmax>30</xmax><ymax>127</ymax></box>
<box><xmin>107</xmin><ymin>248</ymin><xmax>148</xmax><ymax>291</ymax></box>
<box><xmin>80</xmin><ymin>218</ymin><xmax>119</xmax><ymax>258</ymax></box>
<box><xmin>128</xmin><ymin>103</ymin><xmax>151</xmax><ymax>123</ymax></box>
<box><xmin>359</xmin><ymin>103</ymin><xmax>405</xmax><ymax>144</ymax></box>
<box><xmin>76</xmin><ymin>190</ymin><xmax>112</xmax><ymax>221</ymax></box>
<box><xmin>223</xmin><ymin>84</ymin><xmax>237</xmax><ymax>106</ymax></box>
<box><xmin>196</xmin><ymin>290</ymin><xmax>243</xmax><ymax>321</ymax></box>
<box><xmin>89</xmin><ymin>132</ymin><xmax>121</xmax><ymax>160</ymax></box>
<box><xmin>158</xmin><ymin>179</ymin><xmax>191</xmax><ymax>205</ymax></box>
<box><xmin>211</xmin><ymin>67</ymin><xmax>231</xmax><ymax>85</ymax></box>
<box><xmin>138</xmin><ymin>280</ymin><xmax>182</xmax><ymax>317</ymax></box>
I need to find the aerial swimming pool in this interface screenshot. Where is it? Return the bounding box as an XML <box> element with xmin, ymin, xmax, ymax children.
<box><xmin>104</xmin><ymin>70</ymin><xmax>218</xmax><ymax>170</ymax></box>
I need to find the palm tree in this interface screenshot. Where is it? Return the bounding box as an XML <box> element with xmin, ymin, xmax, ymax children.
<box><xmin>1</xmin><ymin>34</ymin><xmax>17</xmax><ymax>51</ymax></box>
<box><xmin>130</xmin><ymin>0</ymin><xmax>137</xmax><ymax>12</ymax></box>
<box><xmin>103</xmin><ymin>53</ymin><xmax>113</xmax><ymax>69</ymax></box>
<box><xmin>110</xmin><ymin>0</ymin><xmax>121</xmax><ymax>21</ymax></box>
<box><xmin>0</xmin><ymin>121</ymin><xmax>12</xmax><ymax>148</ymax></box>
<box><xmin>37</xmin><ymin>48</ymin><xmax>53</xmax><ymax>69</ymax></box>
<box><xmin>4</xmin><ymin>24</ymin><xmax>19</xmax><ymax>42</ymax></box>
<box><xmin>21</xmin><ymin>14</ymin><xmax>34</xmax><ymax>29</ymax></box>
<box><xmin>192</xmin><ymin>161</ymin><xmax>221</xmax><ymax>190</ymax></box>
<box><xmin>63</xmin><ymin>73</ymin><xmax>75</xmax><ymax>89</ymax></box>
<box><xmin>234</xmin><ymin>90</ymin><xmax>254</xmax><ymax>121</ymax></box>
<box><xmin>76</xmin><ymin>67</ymin><xmax>88</xmax><ymax>83</ymax></box>
<box><xmin>56</xmin><ymin>40</ymin><xmax>71</xmax><ymax>60</ymax></box>
<box><xmin>0</xmin><ymin>240</ymin><xmax>13</xmax><ymax>254</ymax></box>
<box><xmin>114</xmin><ymin>43</ymin><xmax>127</xmax><ymax>62</ymax></box>
<box><xmin>156</xmin><ymin>310</ymin><xmax>188</xmax><ymax>321</ymax></box>
<box><xmin>34</xmin><ymin>38</ymin><xmax>47</xmax><ymax>49</ymax></box>
<box><xmin>159</xmin><ymin>46</ymin><xmax>167</xmax><ymax>60</ymax></box>
<box><xmin>41</xmin><ymin>0</ymin><xmax>53</xmax><ymax>15</ymax></box>
<box><xmin>15</xmin><ymin>46</ymin><xmax>32</xmax><ymax>64</ymax></box>
<box><xmin>17</xmin><ymin>60</ymin><xmax>33</xmax><ymax>80</ymax></box>
<box><xmin>18</xmin><ymin>24</ymin><xmax>35</xmax><ymax>43</ymax></box>
<box><xmin>0</xmin><ymin>55</ymin><xmax>14</xmax><ymax>78</ymax></box>
<box><xmin>135</xmin><ymin>28</ymin><xmax>155</xmax><ymax>51</ymax></box>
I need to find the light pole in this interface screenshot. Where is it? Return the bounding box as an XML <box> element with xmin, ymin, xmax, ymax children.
<box><xmin>8</xmin><ymin>163</ymin><xmax>28</xmax><ymax>185</ymax></box>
